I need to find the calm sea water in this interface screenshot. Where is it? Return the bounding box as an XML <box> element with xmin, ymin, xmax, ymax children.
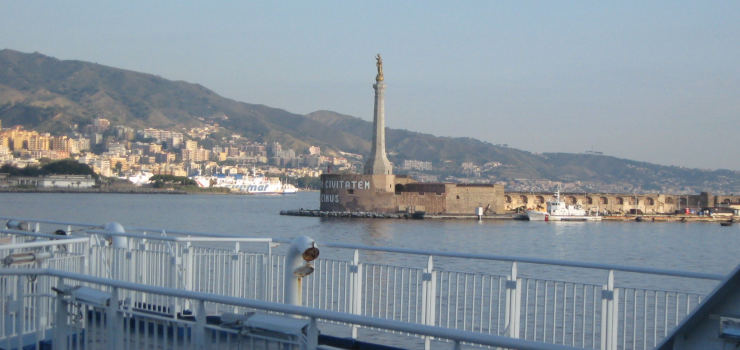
<box><xmin>2</xmin><ymin>191</ymin><xmax>738</xmax><ymax>278</ymax></box>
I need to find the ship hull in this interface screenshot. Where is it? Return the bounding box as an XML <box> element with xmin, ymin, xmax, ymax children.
<box><xmin>526</xmin><ymin>211</ymin><xmax>602</xmax><ymax>221</ymax></box>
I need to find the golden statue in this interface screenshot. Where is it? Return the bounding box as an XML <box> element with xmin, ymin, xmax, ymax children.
<box><xmin>375</xmin><ymin>54</ymin><xmax>384</xmax><ymax>81</ymax></box>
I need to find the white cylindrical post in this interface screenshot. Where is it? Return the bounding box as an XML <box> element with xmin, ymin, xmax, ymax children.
<box><xmin>104</xmin><ymin>222</ymin><xmax>128</xmax><ymax>249</ymax></box>
<box><xmin>284</xmin><ymin>236</ymin><xmax>319</xmax><ymax>307</ymax></box>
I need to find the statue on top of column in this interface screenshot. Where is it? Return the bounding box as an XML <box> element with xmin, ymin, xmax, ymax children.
<box><xmin>375</xmin><ymin>54</ymin><xmax>384</xmax><ymax>82</ymax></box>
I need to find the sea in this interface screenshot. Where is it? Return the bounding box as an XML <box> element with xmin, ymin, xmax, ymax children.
<box><xmin>2</xmin><ymin>191</ymin><xmax>738</xmax><ymax>279</ymax></box>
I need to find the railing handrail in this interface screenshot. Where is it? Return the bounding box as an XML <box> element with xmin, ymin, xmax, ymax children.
<box><xmin>0</xmin><ymin>268</ymin><xmax>581</xmax><ymax>350</ymax></box>
<box><xmin>321</xmin><ymin>242</ymin><xmax>725</xmax><ymax>280</ymax></box>
<box><xmin>0</xmin><ymin>216</ymin><xmax>102</xmax><ymax>229</ymax></box>
<box><xmin>0</xmin><ymin>229</ymin><xmax>84</xmax><ymax>240</ymax></box>
<box><xmin>86</xmin><ymin>230</ymin><xmax>274</xmax><ymax>244</ymax></box>
<box><xmin>0</xmin><ymin>237</ymin><xmax>89</xmax><ymax>250</ymax></box>
<box><xmin>0</xmin><ymin>216</ymin><xmax>725</xmax><ymax>281</ymax></box>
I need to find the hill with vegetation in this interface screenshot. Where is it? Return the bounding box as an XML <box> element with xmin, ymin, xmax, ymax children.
<box><xmin>1</xmin><ymin>49</ymin><xmax>738</xmax><ymax>194</ymax></box>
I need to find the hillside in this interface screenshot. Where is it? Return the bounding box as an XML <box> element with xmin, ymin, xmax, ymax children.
<box><xmin>1</xmin><ymin>49</ymin><xmax>738</xmax><ymax>194</ymax></box>
<box><xmin>307</xmin><ymin>110</ymin><xmax>740</xmax><ymax>193</ymax></box>
<box><xmin>0</xmin><ymin>49</ymin><xmax>360</xmax><ymax>152</ymax></box>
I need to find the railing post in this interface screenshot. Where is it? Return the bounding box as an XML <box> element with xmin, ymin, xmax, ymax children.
<box><xmin>84</xmin><ymin>236</ymin><xmax>92</xmax><ymax>276</ymax></box>
<box><xmin>505</xmin><ymin>262</ymin><xmax>521</xmax><ymax>339</ymax></box>
<box><xmin>14</xmin><ymin>275</ymin><xmax>24</xmax><ymax>350</ymax></box>
<box><xmin>231</xmin><ymin>242</ymin><xmax>241</xmax><ymax>305</ymax></box>
<box><xmin>184</xmin><ymin>241</ymin><xmax>194</xmax><ymax>291</ymax></box>
<box><xmin>349</xmin><ymin>249</ymin><xmax>363</xmax><ymax>339</ymax></box>
<box><xmin>306</xmin><ymin>316</ymin><xmax>319</xmax><ymax>350</ymax></box>
<box><xmin>107</xmin><ymin>287</ymin><xmax>123</xmax><ymax>350</ymax></box>
<box><xmin>600</xmin><ymin>270</ymin><xmax>619</xmax><ymax>350</ymax></box>
<box><xmin>421</xmin><ymin>255</ymin><xmax>436</xmax><ymax>350</ymax></box>
<box><xmin>261</xmin><ymin>242</ymin><xmax>272</xmax><ymax>301</ymax></box>
<box><xmin>54</xmin><ymin>277</ymin><xmax>69</xmax><ymax>350</ymax></box>
<box><xmin>170</xmin><ymin>242</ymin><xmax>181</xmax><ymax>315</ymax></box>
<box><xmin>194</xmin><ymin>299</ymin><xmax>206</xmax><ymax>348</ymax></box>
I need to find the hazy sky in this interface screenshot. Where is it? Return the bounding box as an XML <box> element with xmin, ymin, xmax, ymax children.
<box><xmin>1</xmin><ymin>1</ymin><xmax>738</xmax><ymax>170</ymax></box>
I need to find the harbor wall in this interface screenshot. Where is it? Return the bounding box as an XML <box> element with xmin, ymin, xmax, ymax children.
<box><xmin>504</xmin><ymin>192</ymin><xmax>740</xmax><ymax>214</ymax></box>
<box><xmin>320</xmin><ymin>174</ymin><xmax>506</xmax><ymax>215</ymax></box>
<box><xmin>320</xmin><ymin>174</ymin><xmax>740</xmax><ymax>216</ymax></box>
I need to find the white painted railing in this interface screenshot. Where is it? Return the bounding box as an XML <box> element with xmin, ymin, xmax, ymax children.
<box><xmin>0</xmin><ymin>268</ymin><xmax>585</xmax><ymax>350</ymax></box>
<box><xmin>0</xmin><ymin>217</ymin><xmax>725</xmax><ymax>350</ymax></box>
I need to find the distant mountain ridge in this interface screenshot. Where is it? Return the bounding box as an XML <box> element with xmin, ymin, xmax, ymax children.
<box><xmin>1</xmin><ymin>49</ymin><xmax>738</xmax><ymax>194</ymax></box>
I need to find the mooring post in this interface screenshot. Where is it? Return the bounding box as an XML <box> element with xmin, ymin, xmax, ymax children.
<box><xmin>284</xmin><ymin>236</ymin><xmax>319</xmax><ymax>308</ymax></box>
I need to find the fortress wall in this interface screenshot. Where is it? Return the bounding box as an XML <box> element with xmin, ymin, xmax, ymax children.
<box><xmin>712</xmin><ymin>194</ymin><xmax>740</xmax><ymax>206</ymax></box>
<box><xmin>321</xmin><ymin>174</ymin><xmax>735</xmax><ymax>215</ymax></box>
<box><xmin>445</xmin><ymin>184</ymin><xmax>505</xmax><ymax>215</ymax></box>
<box><xmin>504</xmin><ymin>192</ymin><xmax>680</xmax><ymax>214</ymax></box>
<box><xmin>320</xmin><ymin>174</ymin><xmax>505</xmax><ymax>215</ymax></box>
<box><xmin>320</xmin><ymin>174</ymin><xmax>396</xmax><ymax>212</ymax></box>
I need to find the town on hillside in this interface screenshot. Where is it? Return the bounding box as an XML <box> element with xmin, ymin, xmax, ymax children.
<box><xmin>0</xmin><ymin>117</ymin><xmax>531</xmax><ymax>192</ymax></box>
<box><xmin>0</xmin><ymin>117</ymin><xmax>354</xmax><ymax>190</ymax></box>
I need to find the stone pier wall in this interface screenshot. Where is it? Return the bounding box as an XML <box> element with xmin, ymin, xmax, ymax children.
<box><xmin>504</xmin><ymin>192</ymin><xmax>680</xmax><ymax>214</ymax></box>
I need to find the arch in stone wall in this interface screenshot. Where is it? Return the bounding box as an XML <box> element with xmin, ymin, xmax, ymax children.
<box><xmin>505</xmin><ymin>195</ymin><xmax>512</xmax><ymax>203</ymax></box>
<box><xmin>586</xmin><ymin>197</ymin><xmax>594</xmax><ymax>205</ymax></box>
<box><xmin>520</xmin><ymin>195</ymin><xmax>528</xmax><ymax>204</ymax></box>
<box><xmin>600</xmin><ymin>197</ymin><xmax>608</xmax><ymax>204</ymax></box>
<box><xmin>666</xmin><ymin>197</ymin><xmax>674</xmax><ymax>204</ymax></box>
<box><xmin>567</xmin><ymin>196</ymin><xmax>577</xmax><ymax>204</ymax></box>
<box><xmin>617</xmin><ymin>197</ymin><xmax>624</xmax><ymax>205</ymax></box>
<box><xmin>723</xmin><ymin>198</ymin><xmax>732</xmax><ymax>205</ymax></box>
<box><xmin>646</xmin><ymin>197</ymin><xmax>655</xmax><ymax>205</ymax></box>
<box><xmin>536</xmin><ymin>196</ymin><xmax>545</xmax><ymax>204</ymax></box>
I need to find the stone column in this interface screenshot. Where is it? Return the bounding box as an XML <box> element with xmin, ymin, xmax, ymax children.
<box><xmin>364</xmin><ymin>56</ymin><xmax>392</xmax><ymax>175</ymax></box>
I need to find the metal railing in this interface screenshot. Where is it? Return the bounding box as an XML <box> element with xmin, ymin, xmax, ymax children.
<box><xmin>0</xmin><ymin>268</ymin><xmax>586</xmax><ymax>350</ymax></box>
<box><xmin>0</xmin><ymin>216</ymin><xmax>726</xmax><ymax>350</ymax></box>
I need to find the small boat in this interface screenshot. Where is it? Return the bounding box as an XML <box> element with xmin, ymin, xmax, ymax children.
<box><xmin>527</xmin><ymin>187</ymin><xmax>601</xmax><ymax>222</ymax></box>
<box><xmin>411</xmin><ymin>211</ymin><xmax>425</xmax><ymax>220</ymax></box>
<box><xmin>721</xmin><ymin>221</ymin><xmax>734</xmax><ymax>227</ymax></box>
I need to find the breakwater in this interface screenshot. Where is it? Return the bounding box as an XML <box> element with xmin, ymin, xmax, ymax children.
<box><xmin>0</xmin><ymin>187</ymin><xmax>187</xmax><ymax>194</ymax></box>
<box><xmin>281</xmin><ymin>208</ymin><xmax>737</xmax><ymax>223</ymax></box>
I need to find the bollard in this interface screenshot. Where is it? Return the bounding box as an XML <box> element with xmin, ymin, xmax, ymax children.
<box><xmin>104</xmin><ymin>222</ymin><xmax>128</xmax><ymax>249</ymax></box>
<box><xmin>284</xmin><ymin>236</ymin><xmax>319</xmax><ymax>307</ymax></box>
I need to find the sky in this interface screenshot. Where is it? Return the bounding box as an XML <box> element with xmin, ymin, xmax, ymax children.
<box><xmin>1</xmin><ymin>1</ymin><xmax>739</xmax><ymax>170</ymax></box>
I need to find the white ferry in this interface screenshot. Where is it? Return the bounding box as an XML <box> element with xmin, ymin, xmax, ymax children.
<box><xmin>192</xmin><ymin>172</ymin><xmax>297</xmax><ymax>194</ymax></box>
<box><xmin>527</xmin><ymin>188</ymin><xmax>601</xmax><ymax>221</ymax></box>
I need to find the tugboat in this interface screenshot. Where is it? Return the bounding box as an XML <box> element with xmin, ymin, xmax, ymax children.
<box><xmin>526</xmin><ymin>187</ymin><xmax>602</xmax><ymax>221</ymax></box>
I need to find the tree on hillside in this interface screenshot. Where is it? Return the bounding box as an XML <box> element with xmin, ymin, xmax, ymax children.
<box><xmin>1</xmin><ymin>160</ymin><xmax>97</xmax><ymax>178</ymax></box>
<box><xmin>149</xmin><ymin>174</ymin><xmax>196</xmax><ymax>187</ymax></box>
<box><xmin>41</xmin><ymin>159</ymin><xmax>97</xmax><ymax>177</ymax></box>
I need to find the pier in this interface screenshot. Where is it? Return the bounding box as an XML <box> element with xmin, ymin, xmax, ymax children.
<box><xmin>282</xmin><ymin>209</ymin><xmax>738</xmax><ymax>224</ymax></box>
